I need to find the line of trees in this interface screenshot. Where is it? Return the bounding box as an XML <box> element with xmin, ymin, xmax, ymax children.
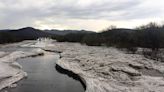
<box><xmin>53</xmin><ymin>22</ymin><xmax>164</xmax><ymax>61</ymax></box>
<box><xmin>0</xmin><ymin>32</ymin><xmax>23</xmax><ymax>44</ymax></box>
<box><xmin>52</xmin><ymin>22</ymin><xmax>164</xmax><ymax>60</ymax></box>
<box><xmin>53</xmin><ymin>22</ymin><xmax>164</xmax><ymax>50</ymax></box>
<box><xmin>1</xmin><ymin>22</ymin><xmax>164</xmax><ymax>60</ymax></box>
<box><xmin>1</xmin><ymin>22</ymin><xmax>164</xmax><ymax>53</ymax></box>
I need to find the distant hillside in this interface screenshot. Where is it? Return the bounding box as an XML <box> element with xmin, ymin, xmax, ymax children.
<box><xmin>0</xmin><ymin>27</ymin><xmax>53</xmax><ymax>44</ymax></box>
<box><xmin>44</xmin><ymin>29</ymin><xmax>94</xmax><ymax>35</ymax></box>
<box><xmin>101</xmin><ymin>28</ymin><xmax>134</xmax><ymax>33</ymax></box>
<box><xmin>0</xmin><ymin>27</ymin><xmax>95</xmax><ymax>44</ymax></box>
<box><xmin>10</xmin><ymin>27</ymin><xmax>53</xmax><ymax>39</ymax></box>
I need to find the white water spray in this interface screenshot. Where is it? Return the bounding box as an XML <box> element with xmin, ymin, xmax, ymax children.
<box><xmin>35</xmin><ymin>38</ymin><xmax>54</xmax><ymax>48</ymax></box>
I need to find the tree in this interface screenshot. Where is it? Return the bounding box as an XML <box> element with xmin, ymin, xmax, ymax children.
<box><xmin>137</xmin><ymin>22</ymin><xmax>161</xmax><ymax>51</ymax></box>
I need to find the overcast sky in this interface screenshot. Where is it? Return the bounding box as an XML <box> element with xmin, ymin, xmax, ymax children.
<box><xmin>0</xmin><ymin>0</ymin><xmax>164</xmax><ymax>32</ymax></box>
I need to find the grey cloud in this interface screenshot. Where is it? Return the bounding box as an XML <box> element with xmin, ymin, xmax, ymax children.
<box><xmin>0</xmin><ymin>0</ymin><xmax>163</xmax><ymax>30</ymax></box>
<box><xmin>47</xmin><ymin>0</ymin><xmax>142</xmax><ymax>20</ymax></box>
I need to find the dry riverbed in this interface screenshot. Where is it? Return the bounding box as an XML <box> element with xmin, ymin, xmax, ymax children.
<box><xmin>1</xmin><ymin>40</ymin><xmax>164</xmax><ymax>92</ymax></box>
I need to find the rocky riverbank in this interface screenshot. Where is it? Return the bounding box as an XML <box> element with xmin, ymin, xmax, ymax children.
<box><xmin>1</xmin><ymin>40</ymin><xmax>164</xmax><ymax>92</ymax></box>
<box><xmin>44</xmin><ymin>42</ymin><xmax>164</xmax><ymax>92</ymax></box>
<box><xmin>0</xmin><ymin>42</ymin><xmax>45</xmax><ymax>90</ymax></box>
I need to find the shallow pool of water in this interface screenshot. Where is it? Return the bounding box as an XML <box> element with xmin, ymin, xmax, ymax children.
<box><xmin>4</xmin><ymin>53</ymin><xmax>85</xmax><ymax>92</ymax></box>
